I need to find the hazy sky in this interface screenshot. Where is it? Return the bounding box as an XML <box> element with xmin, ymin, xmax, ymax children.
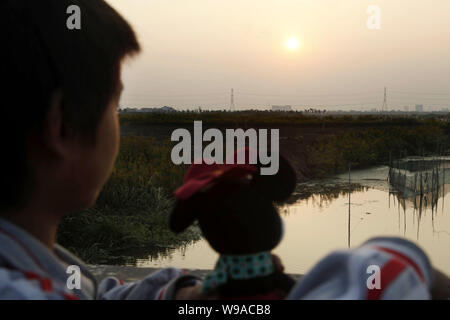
<box><xmin>107</xmin><ymin>0</ymin><xmax>450</xmax><ymax>110</ymax></box>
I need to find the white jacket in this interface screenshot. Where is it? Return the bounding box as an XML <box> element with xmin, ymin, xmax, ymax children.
<box><xmin>0</xmin><ymin>218</ymin><xmax>199</xmax><ymax>300</ymax></box>
<box><xmin>288</xmin><ymin>237</ymin><xmax>434</xmax><ymax>300</ymax></box>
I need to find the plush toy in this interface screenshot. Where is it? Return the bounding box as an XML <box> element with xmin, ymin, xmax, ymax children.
<box><xmin>169</xmin><ymin>149</ymin><xmax>297</xmax><ymax>299</ymax></box>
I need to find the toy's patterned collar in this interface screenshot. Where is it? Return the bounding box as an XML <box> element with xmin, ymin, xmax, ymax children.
<box><xmin>202</xmin><ymin>251</ymin><xmax>275</xmax><ymax>294</ymax></box>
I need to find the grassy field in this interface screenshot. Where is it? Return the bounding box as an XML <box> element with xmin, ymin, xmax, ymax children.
<box><xmin>57</xmin><ymin>112</ymin><xmax>450</xmax><ymax>264</ymax></box>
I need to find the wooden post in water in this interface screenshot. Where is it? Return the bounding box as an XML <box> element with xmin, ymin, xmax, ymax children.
<box><xmin>431</xmin><ymin>165</ymin><xmax>435</xmax><ymax>213</ymax></box>
<box><xmin>388</xmin><ymin>151</ymin><xmax>392</xmax><ymax>183</ymax></box>
<box><xmin>443</xmin><ymin>157</ymin><xmax>446</xmax><ymax>214</ymax></box>
<box><xmin>348</xmin><ymin>164</ymin><xmax>351</xmax><ymax>248</ymax></box>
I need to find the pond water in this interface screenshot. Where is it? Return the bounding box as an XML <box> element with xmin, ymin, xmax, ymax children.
<box><xmin>134</xmin><ymin>165</ymin><xmax>450</xmax><ymax>275</ymax></box>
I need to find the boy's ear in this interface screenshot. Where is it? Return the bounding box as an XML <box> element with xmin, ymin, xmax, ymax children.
<box><xmin>42</xmin><ymin>90</ymin><xmax>73</xmax><ymax>158</ymax></box>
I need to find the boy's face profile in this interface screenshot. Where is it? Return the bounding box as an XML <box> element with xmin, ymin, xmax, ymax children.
<box><xmin>31</xmin><ymin>78</ymin><xmax>123</xmax><ymax>216</ymax></box>
<box><xmin>74</xmin><ymin>82</ymin><xmax>122</xmax><ymax>209</ymax></box>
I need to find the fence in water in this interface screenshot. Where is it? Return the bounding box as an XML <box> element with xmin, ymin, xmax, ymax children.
<box><xmin>388</xmin><ymin>156</ymin><xmax>450</xmax><ymax>211</ymax></box>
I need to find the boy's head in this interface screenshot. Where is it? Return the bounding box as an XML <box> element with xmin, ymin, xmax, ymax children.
<box><xmin>0</xmin><ymin>0</ymin><xmax>140</xmax><ymax>215</ymax></box>
<box><xmin>169</xmin><ymin>151</ymin><xmax>296</xmax><ymax>255</ymax></box>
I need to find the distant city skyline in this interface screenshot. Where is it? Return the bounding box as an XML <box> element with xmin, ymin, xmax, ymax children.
<box><xmin>107</xmin><ymin>0</ymin><xmax>450</xmax><ymax>110</ymax></box>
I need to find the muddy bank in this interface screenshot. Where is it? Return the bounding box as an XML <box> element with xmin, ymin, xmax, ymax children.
<box><xmin>86</xmin><ymin>265</ymin><xmax>303</xmax><ymax>283</ymax></box>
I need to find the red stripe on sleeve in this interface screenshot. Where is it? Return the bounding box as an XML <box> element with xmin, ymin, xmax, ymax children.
<box><xmin>157</xmin><ymin>288</ymin><xmax>166</xmax><ymax>300</ymax></box>
<box><xmin>40</xmin><ymin>278</ymin><xmax>53</xmax><ymax>292</ymax></box>
<box><xmin>375</xmin><ymin>246</ymin><xmax>425</xmax><ymax>282</ymax></box>
<box><xmin>63</xmin><ymin>293</ymin><xmax>80</xmax><ymax>300</ymax></box>
<box><xmin>24</xmin><ymin>271</ymin><xmax>40</xmax><ymax>280</ymax></box>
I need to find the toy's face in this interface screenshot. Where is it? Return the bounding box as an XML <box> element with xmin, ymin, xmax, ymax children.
<box><xmin>198</xmin><ymin>189</ymin><xmax>283</xmax><ymax>255</ymax></box>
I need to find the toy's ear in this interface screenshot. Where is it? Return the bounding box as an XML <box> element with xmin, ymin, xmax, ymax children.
<box><xmin>255</xmin><ymin>154</ymin><xmax>296</xmax><ymax>203</ymax></box>
<box><xmin>169</xmin><ymin>198</ymin><xmax>200</xmax><ymax>233</ymax></box>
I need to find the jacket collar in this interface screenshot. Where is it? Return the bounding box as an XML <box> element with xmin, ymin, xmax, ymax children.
<box><xmin>0</xmin><ymin>217</ymin><xmax>97</xmax><ymax>299</ymax></box>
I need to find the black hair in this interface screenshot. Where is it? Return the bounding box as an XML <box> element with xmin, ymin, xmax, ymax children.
<box><xmin>0</xmin><ymin>0</ymin><xmax>140</xmax><ymax>210</ymax></box>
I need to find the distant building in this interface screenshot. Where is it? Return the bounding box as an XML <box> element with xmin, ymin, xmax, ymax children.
<box><xmin>140</xmin><ymin>108</ymin><xmax>154</xmax><ymax>112</ymax></box>
<box><xmin>272</xmin><ymin>105</ymin><xmax>292</xmax><ymax>111</ymax></box>
<box><xmin>120</xmin><ymin>106</ymin><xmax>176</xmax><ymax>113</ymax></box>
<box><xmin>160</xmin><ymin>106</ymin><xmax>176</xmax><ymax>112</ymax></box>
<box><xmin>403</xmin><ymin>106</ymin><xmax>409</xmax><ymax>112</ymax></box>
<box><xmin>441</xmin><ymin>107</ymin><xmax>449</xmax><ymax>112</ymax></box>
<box><xmin>415</xmin><ymin>104</ymin><xmax>423</xmax><ymax>112</ymax></box>
<box><xmin>119</xmin><ymin>107</ymin><xmax>138</xmax><ymax>113</ymax></box>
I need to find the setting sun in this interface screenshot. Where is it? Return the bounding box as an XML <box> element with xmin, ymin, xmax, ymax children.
<box><xmin>285</xmin><ymin>37</ymin><xmax>300</xmax><ymax>51</ymax></box>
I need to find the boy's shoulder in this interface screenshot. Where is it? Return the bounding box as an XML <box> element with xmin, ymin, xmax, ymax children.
<box><xmin>0</xmin><ymin>267</ymin><xmax>77</xmax><ymax>300</ymax></box>
<box><xmin>0</xmin><ymin>218</ymin><xmax>92</xmax><ymax>300</ymax></box>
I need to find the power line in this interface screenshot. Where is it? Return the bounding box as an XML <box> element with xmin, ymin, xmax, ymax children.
<box><xmin>234</xmin><ymin>91</ymin><xmax>380</xmax><ymax>98</ymax></box>
<box><xmin>118</xmin><ymin>87</ymin><xmax>450</xmax><ymax>109</ymax></box>
<box><xmin>230</xmin><ymin>88</ymin><xmax>235</xmax><ymax>111</ymax></box>
<box><xmin>390</xmin><ymin>90</ymin><xmax>450</xmax><ymax>96</ymax></box>
<box><xmin>382</xmin><ymin>87</ymin><xmax>388</xmax><ymax>112</ymax></box>
<box><xmin>122</xmin><ymin>92</ymin><xmax>229</xmax><ymax>97</ymax></box>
